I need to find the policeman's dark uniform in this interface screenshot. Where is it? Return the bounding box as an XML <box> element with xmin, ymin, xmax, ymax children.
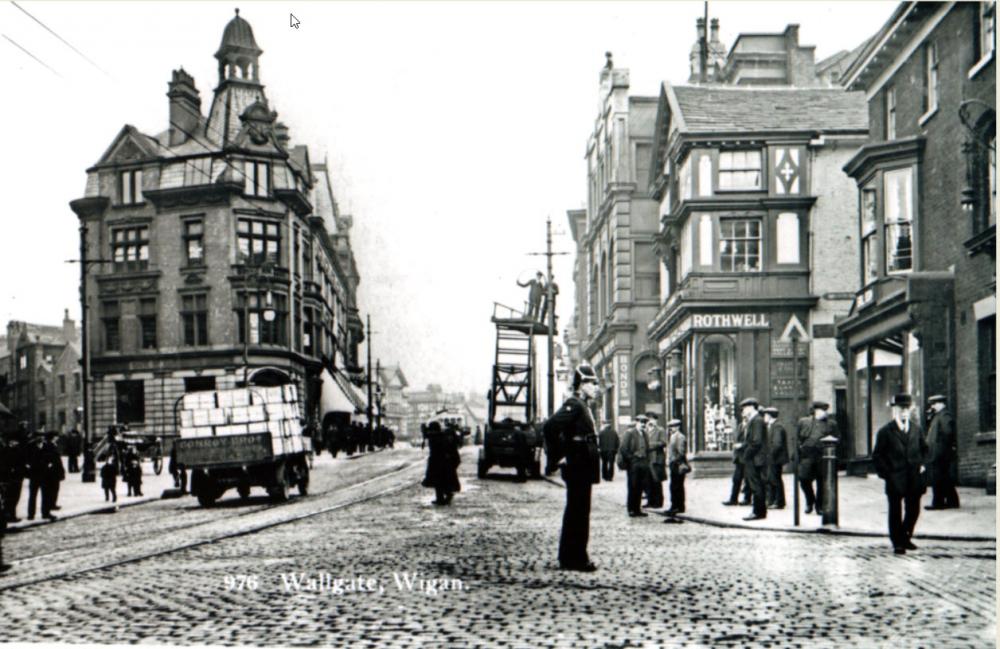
<box><xmin>543</xmin><ymin>371</ymin><xmax>600</xmax><ymax>572</ymax></box>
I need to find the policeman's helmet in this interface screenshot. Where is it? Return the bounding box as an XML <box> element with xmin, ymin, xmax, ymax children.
<box><xmin>573</xmin><ymin>364</ymin><xmax>599</xmax><ymax>390</ymax></box>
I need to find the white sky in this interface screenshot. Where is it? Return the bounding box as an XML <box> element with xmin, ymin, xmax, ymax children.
<box><xmin>0</xmin><ymin>0</ymin><xmax>896</xmax><ymax>396</ymax></box>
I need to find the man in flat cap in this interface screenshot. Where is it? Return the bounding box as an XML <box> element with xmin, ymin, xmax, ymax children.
<box><xmin>924</xmin><ymin>395</ymin><xmax>960</xmax><ymax>510</ymax></box>
<box><xmin>543</xmin><ymin>364</ymin><xmax>601</xmax><ymax>571</ymax></box>
<box><xmin>762</xmin><ymin>407</ymin><xmax>788</xmax><ymax>509</ymax></box>
<box><xmin>739</xmin><ymin>398</ymin><xmax>768</xmax><ymax>521</ymax></box>
<box><xmin>618</xmin><ymin>414</ymin><xmax>652</xmax><ymax>518</ymax></box>
<box><xmin>665</xmin><ymin>419</ymin><xmax>688</xmax><ymax>516</ymax></box>
<box><xmin>796</xmin><ymin>401</ymin><xmax>837</xmax><ymax>515</ymax></box>
<box><xmin>517</xmin><ymin>272</ymin><xmax>546</xmax><ymax>322</ymax></box>
<box><xmin>872</xmin><ymin>393</ymin><xmax>928</xmax><ymax>554</ymax></box>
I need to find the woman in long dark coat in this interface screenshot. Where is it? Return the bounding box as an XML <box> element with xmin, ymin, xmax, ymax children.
<box><xmin>422</xmin><ymin>421</ymin><xmax>460</xmax><ymax>505</ymax></box>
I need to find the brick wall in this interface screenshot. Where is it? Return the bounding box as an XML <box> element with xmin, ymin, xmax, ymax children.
<box><xmin>876</xmin><ymin>5</ymin><xmax>996</xmax><ymax>484</ymax></box>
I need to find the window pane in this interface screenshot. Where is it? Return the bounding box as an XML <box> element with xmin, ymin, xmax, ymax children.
<box><xmin>886</xmin><ymin>223</ymin><xmax>913</xmax><ymax>272</ymax></box>
<box><xmin>238</xmin><ymin>220</ymin><xmax>249</xmax><ymax>233</ymax></box>
<box><xmin>188</xmin><ymin>239</ymin><xmax>203</xmax><ymax>261</ymax></box>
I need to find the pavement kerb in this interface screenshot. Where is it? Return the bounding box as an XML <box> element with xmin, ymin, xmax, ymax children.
<box><xmin>6</xmin><ymin>493</ymin><xmax>166</xmax><ymax>533</ymax></box>
<box><xmin>538</xmin><ymin>475</ymin><xmax>995</xmax><ymax>543</ymax></box>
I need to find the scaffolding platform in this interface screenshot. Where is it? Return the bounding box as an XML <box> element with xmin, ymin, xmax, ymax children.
<box><xmin>490</xmin><ymin>302</ymin><xmax>553</xmax><ymax>336</ymax></box>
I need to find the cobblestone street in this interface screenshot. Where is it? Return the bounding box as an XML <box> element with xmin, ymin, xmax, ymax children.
<box><xmin>1</xmin><ymin>448</ymin><xmax>995</xmax><ymax>648</ymax></box>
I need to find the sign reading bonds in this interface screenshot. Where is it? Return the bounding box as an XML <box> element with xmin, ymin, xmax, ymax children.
<box><xmin>176</xmin><ymin>433</ymin><xmax>272</xmax><ymax>466</ymax></box>
<box><xmin>616</xmin><ymin>354</ymin><xmax>631</xmax><ymax>408</ymax></box>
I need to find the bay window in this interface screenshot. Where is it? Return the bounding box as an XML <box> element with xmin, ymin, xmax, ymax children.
<box><xmin>237</xmin><ymin>218</ymin><xmax>281</xmax><ymax>266</ymax></box>
<box><xmin>861</xmin><ymin>188</ymin><xmax>878</xmax><ymax>284</ymax></box>
<box><xmin>719</xmin><ymin>218</ymin><xmax>762</xmax><ymax>272</ymax></box>
<box><xmin>718</xmin><ymin>150</ymin><xmax>763</xmax><ymax>191</ymax></box>
<box><xmin>884</xmin><ymin>168</ymin><xmax>914</xmax><ymax>273</ymax></box>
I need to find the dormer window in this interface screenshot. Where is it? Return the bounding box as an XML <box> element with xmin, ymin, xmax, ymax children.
<box><xmin>244</xmin><ymin>160</ymin><xmax>270</xmax><ymax>197</ymax></box>
<box><xmin>718</xmin><ymin>150</ymin><xmax>762</xmax><ymax>191</ymax></box>
<box><xmin>120</xmin><ymin>168</ymin><xmax>143</xmax><ymax>205</ymax></box>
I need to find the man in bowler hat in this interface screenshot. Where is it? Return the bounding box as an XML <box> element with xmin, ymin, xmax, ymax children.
<box><xmin>543</xmin><ymin>364</ymin><xmax>601</xmax><ymax>572</ymax></box>
<box><xmin>739</xmin><ymin>398</ymin><xmax>768</xmax><ymax>521</ymax></box>
<box><xmin>924</xmin><ymin>395</ymin><xmax>960</xmax><ymax>510</ymax></box>
<box><xmin>762</xmin><ymin>407</ymin><xmax>788</xmax><ymax>509</ymax></box>
<box><xmin>797</xmin><ymin>401</ymin><xmax>836</xmax><ymax>514</ymax></box>
<box><xmin>872</xmin><ymin>393</ymin><xmax>928</xmax><ymax>554</ymax></box>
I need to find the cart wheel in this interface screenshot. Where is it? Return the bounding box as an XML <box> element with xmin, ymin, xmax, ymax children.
<box><xmin>298</xmin><ymin>461</ymin><xmax>310</xmax><ymax>497</ymax></box>
<box><xmin>237</xmin><ymin>484</ymin><xmax>251</xmax><ymax>500</ymax></box>
<box><xmin>197</xmin><ymin>491</ymin><xmax>218</xmax><ymax>508</ymax></box>
<box><xmin>268</xmin><ymin>464</ymin><xmax>289</xmax><ymax>502</ymax></box>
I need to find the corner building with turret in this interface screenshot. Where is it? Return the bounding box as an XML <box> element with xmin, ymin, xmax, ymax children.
<box><xmin>69</xmin><ymin>10</ymin><xmax>365</xmax><ymax>438</ymax></box>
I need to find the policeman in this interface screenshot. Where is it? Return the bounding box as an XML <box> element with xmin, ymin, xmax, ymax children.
<box><xmin>924</xmin><ymin>395</ymin><xmax>959</xmax><ymax>510</ymax></box>
<box><xmin>543</xmin><ymin>364</ymin><xmax>600</xmax><ymax>572</ymax></box>
<box><xmin>797</xmin><ymin>401</ymin><xmax>837</xmax><ymax>515</ymax></box>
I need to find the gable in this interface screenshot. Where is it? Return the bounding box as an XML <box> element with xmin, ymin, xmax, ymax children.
<box><xmin>93</xmin><ymin>125</ymin><xmax>161</xmax><ymax>168</ymax></box>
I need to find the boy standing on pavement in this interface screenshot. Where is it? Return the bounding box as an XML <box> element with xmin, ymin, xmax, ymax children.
<box><xmin>872</xmin><ymin>393</ymin><xmax>928</xmax><ymax>555</ymax></box>
<box><xmin>665</xmin><ymin>419</ymin><xmax>688</xmax><ymax>516</ymax></box>
<box><xmin>762</xmin><ymin>407</ymin><xmax>788</xmax><ymax>509</ymax></box>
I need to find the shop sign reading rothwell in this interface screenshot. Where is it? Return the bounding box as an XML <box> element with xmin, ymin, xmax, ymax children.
<box><xmin>690</xmin><ymin>314</ymin><xmax>770</xmax><ymax>329</ymax></box>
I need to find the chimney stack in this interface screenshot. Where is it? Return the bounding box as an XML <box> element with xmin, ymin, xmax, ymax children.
<box><xmin>167</xmin><ymin>68</ymin><xmax>202</xmax><ymax>146</ymax></box>
<box><xmin>274</xmin><ymin>121</ymin><xmax>291</xmax><ymax>149</ymax></box>
<box><xmin>710</xmin><ymin>18</ymin><xmax>720</xmax><ymax>44</ymax></box>
<box><xmin>62</xmin><ymin>308</ymin><xmax>76</xmax><ymax>345</ymax></box>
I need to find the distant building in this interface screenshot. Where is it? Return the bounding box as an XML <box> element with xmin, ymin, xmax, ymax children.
<box><xmin>68</xmin><ymin>11</ymin><xmax>363</xmax><ymax>437</ymax></box>
<box><xmin>0</xmin><ymin>310</ymin><xmax>82</xmax><ymax>433</ymax></box>
<box><xmin>686</xmin><ymin>17</ymin><xmax>865</xmax><ymax>88</ymax></box>
<box><xmin>837</xmin><ymin>1</ymin><xmax>996</xmax><ymax>484</ymax></box>
<box><xmin>376</xmin><ymin>364</ymin><xmax>409</xmax><ymax>437</ymax></box>
<box><xmin>404</xmin><ymin>384</ymin><xmax>485</xmax><ymax>437</ymax></box>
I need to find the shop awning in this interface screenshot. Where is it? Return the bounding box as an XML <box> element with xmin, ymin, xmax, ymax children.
<box><xmin>320</xmin><ymin>369</ymin><xmax>367</xmax><ymax>415</ymax></box>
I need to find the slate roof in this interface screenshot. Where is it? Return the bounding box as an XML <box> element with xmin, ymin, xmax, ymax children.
<box><xmin>670</xmin><ymin>85</ymin><xmax>868</xmax><ymax>133</ymax></box>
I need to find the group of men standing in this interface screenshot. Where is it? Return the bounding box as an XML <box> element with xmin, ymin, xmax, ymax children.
<box><xmin>724</xmin><ymin>398</ymin><xmax>835</xmax><ymax>521</ymax></box>
<box><xmin>612</xmin><ymin>414</ymin><xmax>688</xmax><ymax>518</ymax></box>
<box><xmin>1</xmin><ymin>427</ymin><xmax>66</xmax><ymax>524</ymax></box>
<box><xmin>517</xmin><ymin>272</ymin><xmax>558</xmax><ymax>324</ymax></box>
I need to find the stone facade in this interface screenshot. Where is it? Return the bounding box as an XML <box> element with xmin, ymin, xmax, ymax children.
<box><xmin>69</xmin><ymin>11</ymin><xmax>363</xmax><ymax>440</ymax></box>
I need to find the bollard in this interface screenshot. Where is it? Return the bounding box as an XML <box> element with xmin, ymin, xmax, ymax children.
<box><xmin>820</xmin><ymin>435</ymin><xmax>839</xmax><ymax>527</ymax></box>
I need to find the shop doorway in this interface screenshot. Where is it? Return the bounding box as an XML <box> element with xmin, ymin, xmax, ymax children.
<box><xmin>699</xmin><ymin>334</ymin><xmax>738</xmax><ymax>452</ymax></box>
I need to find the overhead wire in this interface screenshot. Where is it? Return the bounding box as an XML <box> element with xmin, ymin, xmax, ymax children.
<box><xmin>10</xmin><ymin>0</ymin><xmax>109</xmax><ymax>76</ymax></box>
<box><xmin>2</xmin><ymin>33</ymin><xmax>61</xmax><ymax>77</ymax></box>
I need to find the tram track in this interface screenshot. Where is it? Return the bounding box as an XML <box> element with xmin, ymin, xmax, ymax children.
<box><xmin>1</xmin><ymin>456</ymin><xmax>426</xmax><ymax>593</ymax></box>
<box><xmin>10</xmin><ymin>456</ymin><xmax>414</xmax><ymax>564</ymax></box>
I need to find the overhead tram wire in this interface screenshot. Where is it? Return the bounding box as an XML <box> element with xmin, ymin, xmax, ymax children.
<box><xmin>10</xmin><ymin>0</ymin><xmax>110</xmax><ymax>77</ymax></box>
<box><xmin>2</xmin><ymin>33</ymin><xmax>61</xmax><ymax>77</ymax></box>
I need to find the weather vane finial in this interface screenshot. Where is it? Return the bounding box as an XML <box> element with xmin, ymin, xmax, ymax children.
<box><xmin>235</xmin><ymin>7</ymin><xmax>240</xmax><ymax>16</ymax></box>
<box><xmin>604</xmin><ymin>51</ymin><xmax>613</xmax><ymax>69</ymax></box>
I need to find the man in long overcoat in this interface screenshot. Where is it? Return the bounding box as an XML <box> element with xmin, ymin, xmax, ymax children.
<box><xmin>872</xmin><ymin>393</ymin><xmax>928</xmax><ymax>554</ymax></box>
<box><xmin>618</xmin><ymin>415</ymin><xmax>652</xmax><ymax>518</ymax></box>
<box><xmin>597</xmin><ymin>423</ymin><xmax>620</xmax><ymax>482</ymax></box>
<box><xmin>740</xmin><ymin>398</ymin><xmax>768</xmax><ymax>521</ymax></box>
<box><xmin>723</xmin><ymin>418</ymin><xmax>750</xmax><ymax>506</ymax></box>
<box><xmin>796</xmin><ymin>401</ymin><xmax>836</xmax><ymax>514</ymax></box>
<box><xmin>924</xmin><ymin>395</ymin><xmax>959</xmax><ymax>510</ymax></box>
<box><xmin>763</xmin><ymin>407</ymin><xmax>788</xmax><ymax>509</ymax></box>
<box><xmin>543</xmin><ymin>364</ymin><xmax>600</xmax><ymax>572</ymax></box>
<box><xmin>517</xmin><ymin>272</ymin><xmax>546</xmax><ymax>321</ymax></box>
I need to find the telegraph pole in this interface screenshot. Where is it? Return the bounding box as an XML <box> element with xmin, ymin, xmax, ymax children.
<box><xmin>366</xmin><ymin>314</ymin><xmax>374</xmax><ymax>440</ymax></box>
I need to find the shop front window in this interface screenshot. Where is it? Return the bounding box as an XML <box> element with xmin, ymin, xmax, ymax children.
<box><xmin>853</xmin><ymin>350</ymin><xmax>871</xmax><ymax>458</ymax></box>
<box><xmin>701</xmin><ymin>335</ymin><xmax>737</xmax><ymax>452</ymax></box>
<box><xmin>869</xmin><ymin>338</ymin><xmax>905</xmax><ymax>444</ymax></box>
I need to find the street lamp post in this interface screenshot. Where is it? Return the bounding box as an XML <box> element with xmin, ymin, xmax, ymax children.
<box><xmin>241</xmin><ymin>260</ymin><xmax>275</xmax><ymax>387</ymax></box>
